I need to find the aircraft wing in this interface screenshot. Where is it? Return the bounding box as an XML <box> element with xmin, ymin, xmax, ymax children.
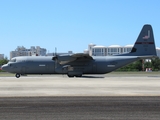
<box><xmin>52</xmin><ymin>53</ymin><xmax>93</xmax><ymax>65</ymax></box>
<box><xmin>71</xmin><ymin>53</ymin><xmax>93</xmax><ymax>59</ymax></box>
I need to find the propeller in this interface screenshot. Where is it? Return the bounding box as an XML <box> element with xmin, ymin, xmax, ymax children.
<box><xmin>52</xmin><ymin>47</ymin><xmax>58</xmax><ymax>70</ymax></box>
<box><xmin>52</xmin><ymin>47</ymin><xmax>58</xmax><ymax>60</ymax></box>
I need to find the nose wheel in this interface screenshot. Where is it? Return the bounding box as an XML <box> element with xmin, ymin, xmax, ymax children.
<box><xmin>15</xmin><ymin>73</ymin><xmax>21</xmax><ymax>78</ymax></box>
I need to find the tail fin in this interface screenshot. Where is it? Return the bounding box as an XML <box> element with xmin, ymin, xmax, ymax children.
<box><xmin>123</xmin><ymin>24</ymin><xmax>157</xmax><ymax>56</ymax></box>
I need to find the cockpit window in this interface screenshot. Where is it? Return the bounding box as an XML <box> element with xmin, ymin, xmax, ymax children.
<box><xmin>9</xmin><ymin>58</ymin><xmax>16</xmax><ymax>62</ymax></box>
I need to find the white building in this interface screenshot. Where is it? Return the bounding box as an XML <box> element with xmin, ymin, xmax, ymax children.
<box><xmin>0</xmin><ymin>54</ymin><xmax>4</xmax><ymax>60</ymax></box>
<box><xmin>107</xmin><ymin>45</ymin><xmax>122</xmax><ymax>56</ymax></box>
<box><xmin>92</xmin><ymin>46</ymin><xmax>107</xmax><ymax>56</ymax></box>
<box><xmin>86</xmin><ymin>44</ymin><xmax>160</xmax><ymax>57</ymax></box>
<box><xmin>156</xmin><ymin>47</ymin><xmax>160</xmax><ymax>57</ymax></box>
<box><xmin>83</xmin><ymin>49</ymin><xmax>89</xmax><ymax>54</ymax></box>
<box><xmin>10</xmin><ymin>46</ymin><xmax>47</xmax><ymax>59</ymax></box>
<box><xmin>88</xmin><ymin>43</ymin><xmax>96</xmax><ymax>56</ymax></box>
<box><xmin>123</xmin><ymin>45</ymin><xmax>133</xmax><ymax>53</ymax></box>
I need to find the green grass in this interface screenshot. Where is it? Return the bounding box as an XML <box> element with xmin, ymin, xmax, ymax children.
<box><xmin>0</xmin><ymin>72</ymin><xmax>14</xmax><ymax>77</ymax></box>
<box><xmin>112</xmin><ymin>71</ymin><xmax>160</xmax><ymax>74</ymax></box>
<box><xmin>108</xmin><ymin>71</ymin><xmax>160</xmax><ymax>77</ymax></box>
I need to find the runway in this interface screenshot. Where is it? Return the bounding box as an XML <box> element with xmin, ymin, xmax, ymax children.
<box><xmin>0</xmin><ymin>74</ymin><xmax>160</xmax><ymax>97</ymax></box>
<box><xmin>0</xmin><ymin>74</ymin><xmax>160</xmax><ymax>119</ymax></box>
<box><xmin>0</xmin><ymin>96</ymin><xmax>160</xmax><ymax>120</ymax></box>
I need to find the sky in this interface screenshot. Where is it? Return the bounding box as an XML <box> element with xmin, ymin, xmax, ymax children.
<box><xmin>0</xmin><ymin>0</ymin><xmax>160</xmax><ymax>58</ymax></box>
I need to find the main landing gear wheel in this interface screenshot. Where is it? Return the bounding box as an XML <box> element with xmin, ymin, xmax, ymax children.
<box><xmin>15</xmin><ymin>73</ymin><xmax>21</xmax><ymax>78</ymax></box>
<box><xmin>67</xmin><ymin>74</ymin><xmax>74</xmax><ymax>77</ymax></box>
<box><xmin>67</xmin><ymin>74</ymin><xmax>82</xmax><ymax>77</ymax></box>
<box><xmin>75</xmin><ymin>75</ymin><xmax>82</xmax><ymax>77</ymax></box>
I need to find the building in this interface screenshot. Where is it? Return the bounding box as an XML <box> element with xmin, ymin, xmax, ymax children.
<box><xmin>10</xmin><ymin>46</ymin><xmax>47</xmax><ymax>59</ymax></box>
<box><xmin>107</xmin><ymin>45</ymin><xmax>122</xmax><ymax>56</ymax></box>
<box><xmin>156</xmin><ymin>47</ymin><xmax>160</xmax><ymax>57</ymax></box>
<box><xmin>88</xmin><ymin>44</ymin><xmax>133</xmax><ymax>56</ymax></box>
<box><xmin>123</xmin><ymin>45</ymin><xmax>133</xmax><ymax>53</ymax></box>
<box><xmin>92</xmin><ymin>45</ymin><xmax>107</xmax><ymax>56</ymax></box>
<box><xmin>86</xmin><ymin>43</ymin><xmax>160</xmax><ymax>57</ymax></box>
<box><xmin>0</xmin><ymin>54</ymin><xmax>4</xmax><ymax>60</ymax></box>
<box><xmin>88</xmin><ymin>43</ymin><xmax>96</xmax><ymax>56</ymax></box>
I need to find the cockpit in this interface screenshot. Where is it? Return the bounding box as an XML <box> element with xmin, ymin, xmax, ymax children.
<box><xmin>9</xmin><ymin>58</ymin><xmax>16</xmax><ymax>63</ymax></box>
<box><xmin>1</xmin><ymin>58</ymin><xmax>18</xmax><ymax>72</ymax></box>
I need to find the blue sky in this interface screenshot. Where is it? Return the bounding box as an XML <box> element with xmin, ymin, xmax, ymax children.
<box><xmin>0</xmin><ymin>0</ymin><xmax>160</xmax><ymax>58</ymax></box>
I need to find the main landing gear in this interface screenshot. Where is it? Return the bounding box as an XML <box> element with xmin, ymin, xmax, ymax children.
<box><xmin>67</xmin><ymin>74</ymin><xmax>82</xmax><ymax>78</ymax></box>
<box><xmin>15</xmin><ymin>73</ymin><xmax>21</xmax><ymax>78</ymax></box>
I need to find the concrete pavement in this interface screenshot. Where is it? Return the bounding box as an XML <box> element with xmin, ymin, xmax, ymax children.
<box><xmin>0</xmin><ymin>74</ymin><xmax>160</xmax><ymax>97</ymax></box>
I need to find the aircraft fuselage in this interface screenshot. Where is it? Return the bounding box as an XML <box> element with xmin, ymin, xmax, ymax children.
<box><xmin>2</xmin><ymin>56</ymin><xmax>139</xmax><ymax>77</ymax></box>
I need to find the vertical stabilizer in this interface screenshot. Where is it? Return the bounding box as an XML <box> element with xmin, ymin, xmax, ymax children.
<box><xmin>121</xmin><ymin>24</ymin><xmax>157</xmax><ymax>56</ymax></box>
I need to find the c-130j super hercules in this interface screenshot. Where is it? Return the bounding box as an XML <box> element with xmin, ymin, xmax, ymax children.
<box><xmin>1</xmin><ymin>24</ymin><xmax>157</xmax><ymax>78</ymax></box>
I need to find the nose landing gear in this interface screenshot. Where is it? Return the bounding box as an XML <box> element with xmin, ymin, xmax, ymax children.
<box><xmin>15</xmin><ymin>73</ymin><xmax>21</xmax><ymax>78</ymax></box>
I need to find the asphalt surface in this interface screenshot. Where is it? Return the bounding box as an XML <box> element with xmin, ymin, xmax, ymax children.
<box><xmin>0</xmin><ymin>74</ymin><xmax>160</xmax><ymax>97</ymax></box>
<box><xmin>0</xmin><ymin>96</ymin><xmax>160</xmax><ymax>120</ymax></box>
<box><xmin>0</xmin><ymin>73</ymin><xmax>160</xmax><ymax>119</ymax></box>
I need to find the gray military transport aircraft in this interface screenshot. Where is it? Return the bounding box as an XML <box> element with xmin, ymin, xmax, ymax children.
<box><xmin>1</xmin><ymin>24</ymin><xmax>157</xmax><ymax>78</ymax></box>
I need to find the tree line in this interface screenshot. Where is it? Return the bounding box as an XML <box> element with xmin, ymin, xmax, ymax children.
<box><xmin>0</xmin><ymin>59</ymin><xmax>8</xmax><ymax>66</ymax></box>
<box><xmin>117</xmin><ymin>58</ymin><xmax>160</xmax><ymax>71</ymax></box>
<box><xmin>0</xmin><ymin>59</ymin><xmax>9</xmax><ymax>71</ymax></box>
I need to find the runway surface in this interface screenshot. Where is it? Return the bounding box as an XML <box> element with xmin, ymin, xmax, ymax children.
<box><xmin>0</xmin><ymin>74</ymin><xmax>160</xmax><ymax>97</ymax></box>
<box><xmin>0</xmin><ymin>74</ymin><xmax>160</xmax><ymax>119</ymax></box>
<box><xmin>0</xmin><ymin>96</ymin><xmax>160</xmax><ymax>120</ymax></box>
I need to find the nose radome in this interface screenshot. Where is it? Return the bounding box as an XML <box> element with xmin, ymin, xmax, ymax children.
<box><xmin>1</xmin><ymin>64</ymin><xmax>9</xmax><ymax>71</ymax></box>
